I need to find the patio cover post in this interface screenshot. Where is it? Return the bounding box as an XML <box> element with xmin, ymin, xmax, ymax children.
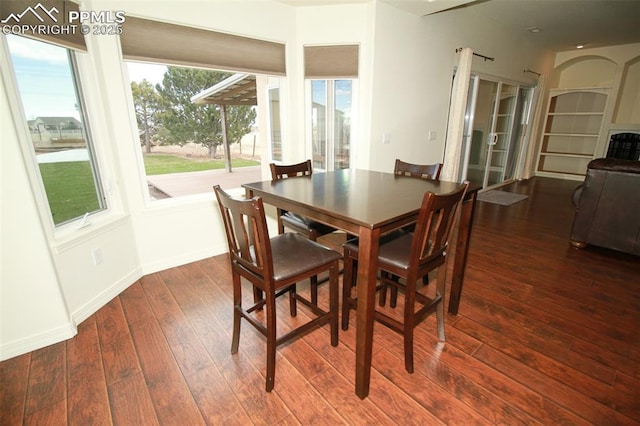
<box><xmin>220</xmin><ymin>104</ymin><xmax>232</xmax><ymax>173</ymax></box>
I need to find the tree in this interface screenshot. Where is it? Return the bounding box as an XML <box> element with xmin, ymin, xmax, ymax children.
<box><xmin>155</xmin><ymin>66</ymin><xmax>256</xmax><ymax>158</ymax></box>
<box><xmin>131</xmin><ymin>79</ymin><xmax>162</xmax><ymax>153</ymax></box>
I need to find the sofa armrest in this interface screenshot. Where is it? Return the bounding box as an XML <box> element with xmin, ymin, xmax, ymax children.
<box><xmin>571</xmin><ymin>184</ymin><xmax>583</xmax><ymax>208</ymax></box>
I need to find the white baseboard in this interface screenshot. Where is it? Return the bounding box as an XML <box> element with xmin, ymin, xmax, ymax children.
<box><xmin>0</xmin><ymin>323</ymin><xmax>77</xmax><ymax>362</ymax></box>
<box><xmin>71</xmin><ymin>267</ymin><xmax>144</xmax><ymax>326</ymax></box>
<box><xmin>140</xmin><ymin>244</ymin><xmax>227</xmax><ymax>275</ymax></box>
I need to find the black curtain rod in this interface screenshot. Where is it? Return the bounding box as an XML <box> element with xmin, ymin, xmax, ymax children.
<box><xmin>455</xmin><ymin>48</ymin><xmax>494</xmax><ymax>62</ymax></box>
<box><xmin>524</xmin><ymin>68</ymin><xmax>542</xmax><ymax>77</ymax></box>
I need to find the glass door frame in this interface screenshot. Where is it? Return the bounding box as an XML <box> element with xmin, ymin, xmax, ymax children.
<box><xmin>306</xmin><ymin>79</ymin><xmax>356</xmax><ymax>172</ymax></box>
<box><xmin>460</xmin><ymin>73</ymin><xmax>536</xmax><ymax>189</ymax></box>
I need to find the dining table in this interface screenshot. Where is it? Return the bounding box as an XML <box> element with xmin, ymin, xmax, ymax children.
<box><xmin>243</xmin><ymin>168</ymin><xmax>480</xmax><ymax>399</ymax></box>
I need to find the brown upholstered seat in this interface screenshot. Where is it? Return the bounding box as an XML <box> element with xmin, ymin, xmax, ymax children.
<box><xmin>213</xmin><ymin>185</ymin><xmax>341</xmax><ymax>392</ymax></box>
<box><xmin>342</xmin><ymin>182</ymin><xmax>468</xmax><ymax>373</ymax></box>
<box><xmin>269</xmin><ymin>160</ymin><xmax>339</xmax><ymax>304</ymax></box>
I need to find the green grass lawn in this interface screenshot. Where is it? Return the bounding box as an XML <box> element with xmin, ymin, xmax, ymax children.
<box><xmin>39</xmin><ymin>155</ymin><xmax>260</xmax><ymax>224</ymax></box>
<box><xmin>39</xmin><ymin>161</ymin><xmax>102</xmax><ymax>225</ymax></box>
<box><xmin>143</xmin><ymin>154</ymin><xmax>260</xmax><ymax>175</ymax></box>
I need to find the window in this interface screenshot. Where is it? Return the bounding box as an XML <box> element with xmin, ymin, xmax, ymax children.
<box><xmin>126</xmin><ymin>61</ymin><xmax>260</xmax><ymax>199</ymax></box>
<box><xmin>268</xmin><ymin>86</ymin><xmax>282</xmax><ymax>162</ymax></box>
<box><xmin>310</xmin><ymin>80</ymin><xmax>354</xmax><ymax>171</ymax></box>
<box><xmin>119</xmin><ymin>16</ymin><xmax>287</xmax><ymax>199</ymax></box>
<box><xmin>5</xmin><ymin>35</ymin><xmax>105</xmax><ymax>226</ymax></box>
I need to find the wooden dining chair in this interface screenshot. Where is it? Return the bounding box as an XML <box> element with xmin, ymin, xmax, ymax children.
<box><xmin>213</xmin><ymin>185</ymin><xmax>341</xmax><ymax>392</ymax></box>
<box><xmin>269</xmin><ymin>160</ymin><xmax>338</xmax><ymax>304</ymax></box>
<box><xmin>394</xmin><ymin>159</ymin><xmax>442</xmax><ymax>180</ymax></box>
<box><xmin>342</xmin><ymin>182</ymin><xmax>469</xmax><ymax>373</ymax></box>
<box><xmin>393</xmin><ymin>159</ymin><xmax>444</xmax><ymax>293</ymax></box>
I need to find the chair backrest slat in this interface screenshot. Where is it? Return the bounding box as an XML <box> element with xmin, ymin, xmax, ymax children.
<box><xmin>411</xmin><ymin>182</ymin><xmax>469</xmax><ymax>268</ymax></box>
<box><xmin>394</xmin><ymin>159</ymin><xmax>442</xmax><ymax>180</ymax></box>
<box><xmin>270</xmin><ymin>160</ymin><xmax>313</xmax><ymax>180</ymax></box>
<box><xmin>214</xmin><ymin>185</ymin><xmax>274</xmax><ymax>283</ymax></box>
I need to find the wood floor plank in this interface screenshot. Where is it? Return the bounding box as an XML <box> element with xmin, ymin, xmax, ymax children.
<box><xmin>139</xmin><ymin>272</ymin><xmax>212</xmax><ymax>377</ymax></box>
<box><xmin>270</xmin><ymin>356</ymin><xmax>346</xmax><ymax>425</ymax></box>
<box><xmin>0</xmin><ymin>352</ymin><xmax>30</xmax><ymax>425</ymax></box>
<box><xmin>474</xmin><ymin>344</ymin><xmax>638</xmax><ymax>424</ymax></box>
<box><xmin>95</xmin><ymin>297</ymin><xmax>142</xmax><ymax>386</ymax></box>
<box><xmin>434</xmin><ymin>341</ymin><xmax>590</xmax><ymax>425</ymax></box>
<box><xmin>66</xmin><ymin>318</ymin><xmax>112</xmax><ymax>425</ymax></box>
<box><xmin>107</xmin><ymin>372</ymin><xmax>159</xmax><ymax>426</ymax></box>
<box><xmin>24</xmin><ymin>341</ymin><xmax>66</xmax><ymax>416</ymax></box>
<box><xmin>24</xmin><ymin>398</ymin><xmax>67</xmax><ymax>425</ymax></box>
<box><xmin>372</xmin><ymin>348</ymin><xmax>498</xmax><ymax>425</ymax></box>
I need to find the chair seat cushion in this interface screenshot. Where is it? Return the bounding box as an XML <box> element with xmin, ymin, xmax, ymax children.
<box><xmin>282</xmin><ymin>212</ymin><xmax>336</xmax><ymax>236</ymax></box>
<box><xmin>344</xmin><ymin>230</ymin><xmax>412</xmax><ymax>271</ymax></box>
<box><xmin>270</xmin><ymin>233</ymin><xmax>342</xmax><ymax>282</ymax></box>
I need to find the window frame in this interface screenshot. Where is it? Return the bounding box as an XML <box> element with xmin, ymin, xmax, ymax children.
<box><xmin>306</xmin><ymin>78</ymin><xmax>357</xmax><ymax>172</ymax></box>
<box><xmin>1</xmin><ymin>34</ymin><xmax>111</xmax><ymax>238</ymax></box>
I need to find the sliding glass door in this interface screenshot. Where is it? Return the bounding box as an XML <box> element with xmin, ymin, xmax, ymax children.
<box><xmin>461</xmin><ymin>75</ymin><xmax>534</xmax><ymax>188</ymax></box>
<box><xmin>309</xmin><ymin>80</ymin><xmax>354</xmax><ymax>171</ymax></box>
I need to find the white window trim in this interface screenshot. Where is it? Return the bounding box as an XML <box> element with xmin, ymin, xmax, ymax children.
<box><xmin>0</xmin><ymin>35</ymin><xmax>125</xmax><ymax>246</ymax></box>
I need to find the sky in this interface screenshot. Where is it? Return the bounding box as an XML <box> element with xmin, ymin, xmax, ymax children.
<box><xmin>6</xmin><ymin>35</ymin><xmax>79</xmax><ymax>120</ymax></box>
<box><xmin>5</xmin><ymin>35</ymin><xmax>168</xmax><ymax>121</ymax></box>
<box><xmin>126</xmin><ymin>61</ymin><xmax>167</xmax><ymax>85</ymax></box>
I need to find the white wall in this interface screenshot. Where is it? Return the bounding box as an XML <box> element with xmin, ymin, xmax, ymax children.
<box><xmin>1</xmin><ymin>73</ymin><xmax>76</xmax><ymax>360</ymax></box>
<box><xmin>367</xmin><ymin>1</ymin><xmax>555</xmax><ymax>175</ymax></box>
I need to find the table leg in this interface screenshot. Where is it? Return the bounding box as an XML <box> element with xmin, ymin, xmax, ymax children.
<box><xmin>355</xmin><ymin>226</ymin><xmax>381</xmax><ymax>399</ymax></box>
<box><xmin>448</xmin><ymin>191</ymin><xmax>477</xmax><ymax>315</ymax></box>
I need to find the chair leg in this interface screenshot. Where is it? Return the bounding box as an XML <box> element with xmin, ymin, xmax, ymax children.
<box><xmin>403</xmin><ymin>277</ymin><xmax>417</xmax><ymax>374</ymax></box>
<box><xmin>341</xmin><ymin>254</ymin><xmax>355</xmax><ymax>330</ymax></box>
<box><xmin>379</xmin><ymin>271</ymin><xmax>388</xmax><ymax>307</ymax></box>
<box><xmin>265</xmin><ymin>291</ymin><xmax>277</xmax><ymax>392</ymax></box>
<box><xmin>289</xmin><ymin>285</ymin><xmax>297</xmax><ymax>317</ymax></box>
<box><xmin>310</xmin><ymin>275</ymin><xmax>319</xmax><ymax>305</ymax></box>
<box><xmin>390</xmin><ymin>281</ymin><xmax>398</xmax><ymax>308</ymax></box>
<box><xmin>231</xmin><ymin>273</ymin><xmax>242</xmax><ymax>354</ymax></box>
<box><xmin>329</xmin><ymin>261</ymin><xmax>339</xmax><ymax>346</ymax></box>
<box><xmin>380</xmin><ymin>272</ymin><xmax>399</xmax><ymax>308</ymax></box>
<box><xmin>436</xmin><ymin>266</ymin><xmax>447</xmax><ymax>342</ymax></box>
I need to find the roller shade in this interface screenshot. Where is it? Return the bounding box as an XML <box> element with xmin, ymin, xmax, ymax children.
<box><xmin>304</xmin><ymin>45</ymin><xmax>359</xmax><ymax>79</ymax></box>
<box><xmin>120</xmin><ymin>16</ymin><xmax>286</xmax><ymax>76</ymax></box>
<box><xmin>0</xmin><ymin>0</ymin><xmax>86</xmax><ymax>51</ymax></box>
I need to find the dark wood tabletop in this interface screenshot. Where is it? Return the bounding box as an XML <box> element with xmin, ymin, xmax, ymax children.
<box><xmin>243</xmin><ymin>169</ymin><xmax>480</xmax><ymax>399</ymax></box>
<box><xmin>243</xmin><ymin>169</ymin><xmax>468</xmax><ymax>231</ymax></box>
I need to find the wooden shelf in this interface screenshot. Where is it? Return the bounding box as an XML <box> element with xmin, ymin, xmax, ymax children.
<box><xmin>536</xmin><ymin>88</ymin><xmax>609</xmax><ymax>177</ymax></box>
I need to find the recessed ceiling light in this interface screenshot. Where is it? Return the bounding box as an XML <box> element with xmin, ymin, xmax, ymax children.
<box><xmin>576</xmin><ymin>44</ymin><xmax>585</xmax><ymax>49</ymax></box>
<box><xmin>527</xmin><ymin>27</ymin><xmax>541</xmax><ymax>33</ymax></box>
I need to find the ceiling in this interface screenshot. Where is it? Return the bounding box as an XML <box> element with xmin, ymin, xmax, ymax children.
<box><xmin>279</xmin><ymin>0</ymin><xmax>640</xmax><ymax>52</ymax></box>
<box><xmin>385</xmin><ymin>0</ymin><xmax>640</xmax><ymax>52</ymax></box>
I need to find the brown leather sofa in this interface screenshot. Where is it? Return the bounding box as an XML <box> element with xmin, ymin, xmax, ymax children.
<box><xmin>570</xmin><ymin>158</ymin><xmax>640</xmax><ymax>255</ymax></box>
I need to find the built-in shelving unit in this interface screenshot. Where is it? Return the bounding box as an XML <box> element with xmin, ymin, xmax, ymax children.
<box><xmin>536</xmin><ymin>88</ymin><xmax>609</xmax><ymax>179</ymax></box>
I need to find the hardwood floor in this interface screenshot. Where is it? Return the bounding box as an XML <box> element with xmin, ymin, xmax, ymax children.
<box><xmin>2</xmin><ymin>177</ymin><xmax>639</xmax><ymax>425</ymax></box>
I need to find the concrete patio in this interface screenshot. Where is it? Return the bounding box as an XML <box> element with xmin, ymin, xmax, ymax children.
<box><xmin>146</xmin><ymin>166</ymin><xmax>263</xmax><ymax>198</ymax></box>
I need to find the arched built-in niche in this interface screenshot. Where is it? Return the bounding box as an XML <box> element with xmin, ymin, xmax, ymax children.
<box><xmin>614</xmin><ymin>55</ymin><xmax>640</xmax><ymax>124</ymax></box>
<box><xmin>555</xmin><ymin>55</ymin><xmax>616</xmax><ymax>89</ymax></box>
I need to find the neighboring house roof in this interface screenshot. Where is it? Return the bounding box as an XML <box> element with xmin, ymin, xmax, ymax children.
<box><xmin>35</xmin><ymin>117</ymin><xmax>81</xmax><ymax>126</ymax></box>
